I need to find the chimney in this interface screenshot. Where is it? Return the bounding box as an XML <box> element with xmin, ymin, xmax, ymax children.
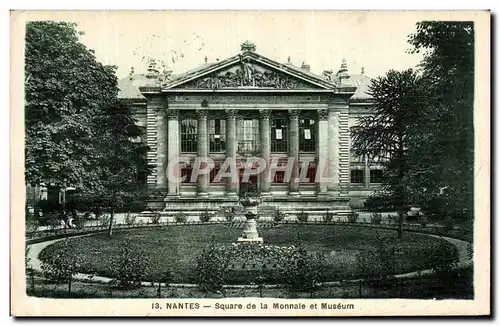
<box><xmin>301</xmin><ymin>62</ymin><xmax>310</xmax><ymax>71</ymax></box>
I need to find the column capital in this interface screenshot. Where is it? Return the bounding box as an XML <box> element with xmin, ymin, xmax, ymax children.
<box><xmin>196</xmin><ymin>109</ymin><xmax>208</xmax><ymax>120</ymax></box>
<box><xmin>288</xmin><ymin>109</ymin><xmax>301</xmax><ymax>119</ymax></box>
<box><xmin>166</xmin><ymin>109</ymin><xmax>179</xmax><ymax>120</ymax></box>
<box><xmin>318</xmin><ymin>109</ymin><xmax>329</xmax><ymax>121</ymax></box>
<box><xmin>259</xmin><ymin>109</ymin><xmax>271</xmax><ymax>119</ymax></box>
<box><xmin>225</xmin><ymin>109</ymin><xmax>238</xmax><ymax>119</ymax></box>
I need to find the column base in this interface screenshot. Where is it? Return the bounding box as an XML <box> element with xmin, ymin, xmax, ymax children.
<box><xmin>288</xmin><ymin>191</ymin><xmax>300</xmax><ymax>197</ymax></box>
<box><xmin>316</xmin><ymin>191</ymin><xmax>330</xmax><ymax>198</ymax></box>
<box><xmin>328</xmin><ymin>190</ymin><xmax>340</xmax><ymax>197</ymax></box>
<box><xmin>237</xmin><ymin>237</ymin><xmax>264</xmax><ymax>244</ymax></box>
<box><xmin>197</xmin><ymin>192</ymin><xmax>209</xmax><ymax>198</ymax></box>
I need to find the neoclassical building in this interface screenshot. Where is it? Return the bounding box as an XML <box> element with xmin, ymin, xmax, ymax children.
<box><xmin>119</xmin><ymin>42</ymin><xmax>379</xmax><ymax>217</ymax></box>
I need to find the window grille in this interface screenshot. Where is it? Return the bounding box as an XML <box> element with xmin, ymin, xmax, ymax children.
<box><xmin>180</xmin><ymin>119</ymin><xmax>197</xmax><ymax>153</ymax></box>
<box><xmin>238</xmin><ymin>119</ymin><xmax>259</xmax><ymax>153</ymax></box>
<box><xmin>299</xmin><ymin>119</ymin><xmax>316</xmax><ymax>152</ymax></box>
<box><xmin>350</xmin><ymin>169</ymin><xmax>364</xmax><ymax>184</ymax></box>
<box><xmin>208</xmin><ymin>119</ymin><xmax>226</xmax><ymax>153</ymax></box>
<box><xmin>370</xmin><ymin>169</ymin><xmax>384</xmax><ymax>184</ymax></box>
<box><xmin>271</xmin><ymin>118</ymin><xmax>288</xmax><ymax>152</ymax></box>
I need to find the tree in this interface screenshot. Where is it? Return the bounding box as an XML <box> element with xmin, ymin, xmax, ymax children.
<box><xmin>25</xmin><ymin>21</ymin><xmax>118</xmax><ymax>192</ymax></box>
<box><xmin>111</xmin><ymin>236</ymin><xmax>150</xmax><ymax>289</ymax></box>
<box><xmin>408</xmin><ymin>22</ymin><xmax>474</xmax><ymax>223</ymax></box>
<box><xmin>351</xmin><ymin>69</ymin><xmax>427</xmax><ymax>238</ymax></box>
<box><xmin>86</xmin><ymin>100</ymin><xmax>151</xmax><ymax>236</ymax></box>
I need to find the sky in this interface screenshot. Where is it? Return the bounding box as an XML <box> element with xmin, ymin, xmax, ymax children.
<box><xmin>27</xmin><ymin>11</ymin><xmax>430</xmax><ymax>79</ymax></box>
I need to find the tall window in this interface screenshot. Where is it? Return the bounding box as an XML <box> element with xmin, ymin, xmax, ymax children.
<box><xmin>350</xmin><ymin>169</ymin><xmax>364</xmax><ymax>184</ymax></box>
<box><xmin>370</xmin><ymin>169</ymin><xmax>384</xmax><ymax>184</ymax></box>
<box><xmin>300</xmin><ymin>161</ymin><xmax>316</xmax><ymax>183</ymax></box>
<box><xmin>210</xmin><ymin>161</ymin><xmax>222</xmax><ymax>184</ymax></box>
<box><xmin>209</xmin><ymin>119</ymin><xmax>226</xmax><ymax>152</ymax></box>
<box><xmin>273</xmin><ymin>158</ymin><xmax>288</xmax><ymax>183</ymax></box>
<box><xmin>271</xmin><ymin>118</ymin><xmax>288</xmax><ymax>152</ymax></box>
<box><xmin>299</xmin><ymin>119</ymin><xmax>316</xmax><ymax>152</ymax></box>
<box><xmin>181</xmin><ymin>166</ymin><xmax>195</xmax><ymax>183</ymax></box>
<box><xmin>180</xmin><ymin>118</ymin><xmax>197</xmax><ymax>153</ymax></box>
<box><xmin>238</xmin><ymin>119</ymin><xmax>259</xmax><ymax>153</ymax></box>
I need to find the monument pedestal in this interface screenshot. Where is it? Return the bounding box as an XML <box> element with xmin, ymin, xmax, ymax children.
<box><xmin>237</xmin><ymin>202</ymin><xmax>263</xmax><ymax>244</ymax></box>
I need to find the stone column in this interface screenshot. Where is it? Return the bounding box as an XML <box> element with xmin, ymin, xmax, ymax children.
<box><xmin>166</xmin><ymin>109</ymin><xmax>180</xmax><ymax>197</ymax></box>
<box><xmin>259</xmin><ymin>109</ymin><xmax>271</xmax><ymax>197</ymax></box>
<box><xmin>328</xmin><ymin>110</ymin><xmax>340</xmax><ymax>194</ymax></box>
<box><xmin>288</xmin><ymin>109</ymin><xmax>300</xmax><ymax>197</ymax></box>
<box><xmin>225</xmin><ymin>109</ymin><xmax>238</xmax><ymax>198</ymax></box>
<box><xmin>316</xmin><ymin>109</ymin><xmax>329</xmax><ymax>196</ymax></box>
<box><xmin>364</xmin><ymin>155</ymin><xmax>370</xmax><ymax>188</ymax></box>
<box><xmin>196</xmin><ymin>109</ymin><xmax>209</xmax><ymax>197</ymax></box>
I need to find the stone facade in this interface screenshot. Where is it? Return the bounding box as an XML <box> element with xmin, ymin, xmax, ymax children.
<box><xmin>119</xmin><ymin>43</ymin><xmax>379</xmax><ymax>216</ymax></box>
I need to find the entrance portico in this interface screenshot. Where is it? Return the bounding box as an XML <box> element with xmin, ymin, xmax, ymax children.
<box><xmin>138</xmin><ymin>42</ymin><xmax>357</xmax><ymax>217</ymax></box>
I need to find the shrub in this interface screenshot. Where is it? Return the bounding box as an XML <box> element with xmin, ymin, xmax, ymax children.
<box><xmin>296</xmin><ymin>210</ymin><xmax>308</xmax><ymax>223</ymax></box>
<box><xmin>174</xmin><ymin>212</ymin><xmax>188</xmax><ymax>223</ymax></box>
<box><xmin>47</xmin><ymin>218</ymin><xmax>62</xmax><ymax>231</ymax></box>
<box><xmin>370</xmin><ymin>212</ymin><xmax>382</xmax><ymax>224</ymax></box>
<box><xmin>195</xmin><ymin>239</ymin><xmax>229</xmax><ymax>295</ymax></box>
<box><xmin>150</xmin><ymin>211</ymin><xmax>161</xmax><ymax>224</ymax></box>
<box><xmin>223</xmin><ymin>208</ymin><xmax>235</xmax><ymax>222</ymax></box>
<box><xmin>124</xmin><ymin>212</ymin><xmax>137</xmax><ymax>225</ymax></box>
<box><xmin>347</xmin><ymin>211</ymin><xmax>359</xmax><ymax>223</ymax></box>
<box><xmin>443</xmin><ymin>216</ymin><xmax>455</xmax><ymax>231</ymax></box>
<box><xmin>40</xmin><ymin>239</ymin><xmax>82</xmax><ymax>294</ymax></box>
<box><xmin>25</xmin><ymin>218</ymin><xmax>39</xmax><ymax>237</ymax></box>
<box><xmin>100</xmin><ymin>214</ymin><xmax>111</xmax><ymax>227</ymax></box>
<box><xmin>387</xmin><ymin>214</ymin><xmax>398</xmax><ymax>224</ymax></box>
<box><xmin>280</xmin><ymin>246</ymin><xmax>326</xmax><ymax>294</ymax></box>
<box><xmin>274</xmin><ymin>210</ymin><xmax>286</xmax><ymax>223</ymax></box>
<box><xmin>324</xmin><ymin>211</ymin><xmax>334</xmax><ymax>223</ymax></box>
<box><xmin>358</xmin><ymin>234</ymin><xmax>401</xmax><ymax>281</ymax></box>
<box><xmin>363</xmin><ymin>195</ymin><xmax>399</xmax><ymax>212</ymax></box>
<box><xmin>418</xmin><ymin>214</ymin><xmax>428</xmax><ymax>227</ymax></box>
<box><xmin>199</xmin><ymin>211</ymin><xmax>212</xmax><ymax>223</ymax></box>
<box><xmin>430</xmin><ymin>242</ymin><xmax>459</xmax><ymax>275</ymax></box>
<box><xmin>112</xmin><ymin>237</ymin><xmax>150</xmax><ymax>289</ymax></box>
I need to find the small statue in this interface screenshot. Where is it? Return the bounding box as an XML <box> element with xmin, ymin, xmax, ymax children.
<box><xmin>239</xmin><ymin>54</ymin><xmax>255</xmax><ymax>86</ymax></box>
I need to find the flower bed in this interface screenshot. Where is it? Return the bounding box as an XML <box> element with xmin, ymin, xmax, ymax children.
<box><xmin>38</xmin><ymin>224</ymin><xmax>458</xmax><ymax>285</ymax></box>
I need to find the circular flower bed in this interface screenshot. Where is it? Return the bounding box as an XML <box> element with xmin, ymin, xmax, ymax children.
<box><xmin>39</xmin><ymin>224</ymin><xmax>457</xmax><ymax>285</ymax></box>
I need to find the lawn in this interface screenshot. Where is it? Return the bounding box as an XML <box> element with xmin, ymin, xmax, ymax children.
<box><xmin>39</xmin><ymin>224</ymin><xmax>456</xmax><ymax>284</ymax></box>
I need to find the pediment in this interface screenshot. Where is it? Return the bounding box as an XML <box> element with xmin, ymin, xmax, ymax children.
<box><xmin>163</xmin><ymin>53</ymin><xmax>336</xmax><ymax>91</ymax></box>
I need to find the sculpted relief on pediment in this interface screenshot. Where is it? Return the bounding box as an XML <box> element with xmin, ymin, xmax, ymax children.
<box><xmin>177</xmin><ymin>56</ymin><xmax>319</xmax><ymax>90</ymax></box>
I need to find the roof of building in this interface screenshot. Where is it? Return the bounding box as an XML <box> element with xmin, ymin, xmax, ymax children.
<box><xmin>118</xmin><ymin>73</ymin><xmax>148</xmax><ymax>100</ymax></box>
<box><xmin>349</xmin><ymin>74</ymin><xmax>373</xmax><ymax>101</ymax></box>
<box><xmin>117</xmin><ymin>42</ymin><xmax>373</xmax><ymax>102</ymax></box>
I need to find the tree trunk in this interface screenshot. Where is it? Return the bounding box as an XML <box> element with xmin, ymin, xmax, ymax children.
<box><xmin>397</xmin><ymin>212</ymin><xmax>403</xmax><ymax>239</ymax></box>
<box><xmin>397</xmin><ymin>131</ymin><xmax>405</xmax><ymax>239</ymax></box>
<box><xmin>108</xmin><ymin>209</ymin><xmax>114</xmax><ymax>236</ymax></box>
<box><xmin>108</xmin><ymin>190</ymin><xmax>116</xmax><ymax>236</ymax></box>
<box><xmin>158</xmin><ymin>282</ymin><xmax>162</xmax><ymax>298</ymax></box>
<box><xmin>68</xmin><ymin>277</ymin><xmax>72</xmax><ymax>294</ymax></box>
